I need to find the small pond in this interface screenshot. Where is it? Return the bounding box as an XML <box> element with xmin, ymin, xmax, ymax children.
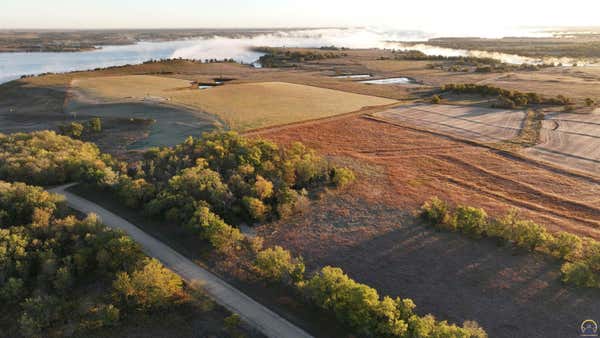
<box><xmin>334</xmin><ymin>74</ymin><xmax>372</xmax><ymax>79</ymax></box>
<box><xmin>360</xmin><ymin>77</ymin><xmax>417</xmax><ymax>85</ymax></box>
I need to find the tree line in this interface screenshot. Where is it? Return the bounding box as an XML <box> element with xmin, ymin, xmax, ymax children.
<box><xmin>440</xmin><ymin>83</ymin><xmax>575</xmax><ymax>109</ymax></box>
<box><xmin>421</xmin><ymin>197</ymin><xmax>600</xmax><ymax>288</ymax></box>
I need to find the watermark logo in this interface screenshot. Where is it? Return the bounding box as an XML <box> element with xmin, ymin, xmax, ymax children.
<box><xmin>581</xmin><ymin>319</ymin><xmax>599</xmax><ymax>337</ymax></box>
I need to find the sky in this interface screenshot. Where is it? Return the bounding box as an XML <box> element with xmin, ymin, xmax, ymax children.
<box><xmin>2</xmin><ymin>0</ymin><xmax>600</xmax><ymax>35</ymax></box>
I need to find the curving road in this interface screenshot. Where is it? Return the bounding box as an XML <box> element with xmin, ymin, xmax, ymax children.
<box><xmin>50</xmin><ymin>184</ymin><xmax>313</xmax><ymax>338</ymax></box>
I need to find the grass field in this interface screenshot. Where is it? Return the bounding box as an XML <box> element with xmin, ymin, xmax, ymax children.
<box><xmin>73</xmin><ymin>75</ymin><xmax>397</xmax><ymax>130</ymax></box>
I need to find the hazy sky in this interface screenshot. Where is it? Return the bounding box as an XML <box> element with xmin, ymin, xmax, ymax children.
<box><xmin>2</xmin><ymin>0</ymin><xmax>600</xmax><ymax>34</ymax></box>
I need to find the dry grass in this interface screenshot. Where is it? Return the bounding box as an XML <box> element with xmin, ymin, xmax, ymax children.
<box><xmin>253</xmin><ymin>113</ymin><xmax>600</xmax><ymax>238</ymax></box>
<box><xmin>72</xmin><ymin>75</ymin><xmax>192</xmax><ymax>98</ymax></box>
<box><xmin>73</xmin><ymin>75</ymin><xmax>397</xmax><ymax>130</ymax></box>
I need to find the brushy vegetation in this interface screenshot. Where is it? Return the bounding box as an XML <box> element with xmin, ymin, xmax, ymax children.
<box><xmin>440</xmin><ymin>83</ymin><xmax>574</xmax><ymax>108</ymax></box>
<box><xmin>420</xmin><ymin>197</ymin><xmax>600</xmax><ymax>288</ymax></box>
<box><xmin>0</xmin><ymin>181</ymin><xmax>186</xmax><ymax>337</ymax></box>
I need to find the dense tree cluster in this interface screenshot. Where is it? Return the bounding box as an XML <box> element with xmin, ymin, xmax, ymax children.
<box><xmin>0</xmin><ymin>181</ymin><xmax>183</xmax><ymax>337</ymax></box>
<box><xmin>440</xmin><ymin>83</ymin><xmax>573</xmax><ymax>108</ymax></box>
<box><xmin>0</xmin><ymin>131</ymin><xmax>115</xmax><ymax>186</ymax></box>
<box><xmin>420</xmin><ymin>197</ymin><xmax>600</xmax><ymax>288</ymax></box>
<box><xmin>86</xmin><ymin>132</ymin><xmax>356</xmax><ymax>263</ymax></box>
<box><xmin>101</xmin><ymin>131</ymin><xmax>350</xmax><ymax>231</ymax></box>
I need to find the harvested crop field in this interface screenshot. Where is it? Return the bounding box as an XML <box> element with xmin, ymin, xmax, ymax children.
<box><xmin>525</xmin><ymin>112</ymin><xmax>600</xmax><ymax>174</ymax></box>
<box><xmin>251</xmin><ymin>113</ymin><xmax>600</xmax><ymax>337</ymax></box>
<box><xmin>373</xmin><ymin>104</ymin><xmax>526</xmax><ymax>142</ymax></box>
<box><xmin>72</xmin><ymin>75</ymin><xmax>397</xmax><ymax>130</ymax></box>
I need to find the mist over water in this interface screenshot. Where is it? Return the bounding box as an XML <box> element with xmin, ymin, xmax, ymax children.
<box><xmin>0</xmin><ymin>27</ymin><xmax>593</xmax><ymax>84</ymax></box>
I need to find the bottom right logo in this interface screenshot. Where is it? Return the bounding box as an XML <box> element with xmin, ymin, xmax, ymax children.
<box><xmin>581</xmin><ymin>319</ymin><xmax>599</xmax><ymax>337</ymax></box>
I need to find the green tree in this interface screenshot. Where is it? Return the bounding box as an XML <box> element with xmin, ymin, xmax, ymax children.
<box><xmin>243</xmin><ymin>196</ymin><xmax>268</xmax><ymax>222</ymax></box>
<box><xmin>113</xmin><ymin>258</ymin><xmax>183</xmax><ymax>310</ymax></box>
<box><xmin>59</xmin><ymin>122</ymin><xmax>84</xmax><ymax>139</ymax></box>
<box><xmin>253</xmin><ymin>175</ymin><xmax>274</xmax><ymax>200</ymax></box>
<box><xmin>88</xmin><ymin>117</ymin><xmax>102</xmax><ymax>133</ymax></box>
<box><xmin>331</xmin><ymin>167</ymin><xmax>356</xmax><ymax>188</ymax></box>
<box><xmin>454</xmin><ymin>206</ymin><xmax>488</xmax><ymax>237</ymax></box>
<box><xmin>561</xmin><ymin>261</ymin><xmax>598</xmax><ymax>288</ymax></box>
<box><xmin>548</xmin><ymin>232</ymin><xmax>582</xmax><ymax>259</ymax></box>
<box><xmin>255</xmin><ymin>246</ymin><xmax>305</xmax><ymax>283</ymax></box>
<box><xmin>420</xmin><ymin>197</ymin><xmax>453</xmax><ymax>229</ymax></box>
<box><xmin>186</xmin><ymin>206</ymin><xmax>243</xmax><ymax>253</ymax></box>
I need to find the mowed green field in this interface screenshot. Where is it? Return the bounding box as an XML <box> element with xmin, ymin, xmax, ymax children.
<box><xmin>72</xmin><ymin>75</ymin><xmax>397</xmax><ymax>130</ymax></box>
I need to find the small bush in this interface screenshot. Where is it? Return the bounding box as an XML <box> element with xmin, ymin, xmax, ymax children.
<box><xmin>58</xmin><ymin>122</ymin><xmax>84</xmax><ymax>139</ymax></box>
<box><xmin>430</xmin><ymin>95</ymin><xmax>441</xmax><ymax>104</ymax></box>
<box><xmin>454</xmin><ymin>206</ymin><xmax>487</xmax><ymax>238</ymax></box>
<box><xmin>331</xmin><ymin>167</ymin><xmax>356</xmax><ymax>188</ymax></box>
<box><xmin>512</xmin><ymin>219</ymin><xmax>550</xmax><ymax>252</ymax></box>
<box><xmin>420</xmin><ymin>197</ymin><xmax>453</xmax><ymax>229</ymax></box>
<box><xmin>548</xmin><ymin>232</ymin><xmax>582</xmax><ymax>260</ymax></box>
<box><xmin>585</xmin><ymin>98</ymin><xmax>596</xmax><ymax>107</ymax></box>
<box><xmin>561</xmin><ymin>262</ymin><xmax>598</xmax><ymax>288</ymax></box>
<box><xmin>88</xmin><ymin>117</ymin><xmax>102</xmax><ymax>133</ymax></box>
<box><xmin>493</xmin><ymin>96</ymin><xmax>516</xmax><ymax>109</ymax></box>
<box><xmin>224</xmin><ymin>314</ymin><xmax>241</xmax><ymax>330</ymax></box>
<box><xmin>80</xmin><ymin>303</ymin><xmax>120</xmax><ymax>330</ymax></box>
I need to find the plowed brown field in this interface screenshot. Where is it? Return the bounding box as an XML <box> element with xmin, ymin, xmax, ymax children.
<box><xmin>525</xmin><ymin>111</ymin><xmax>600</xmax><ymax>174</ymax></box>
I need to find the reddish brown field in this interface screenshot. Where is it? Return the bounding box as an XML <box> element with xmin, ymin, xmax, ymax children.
<box><xmin>252</xmin><ymin>113</ymin><xmax>600</xmax><ymax>338</ymax></box>
<box><xmin>254</xmin><ymin>113</ymin><xmax>600</xmax><ymax>239</ymax></box>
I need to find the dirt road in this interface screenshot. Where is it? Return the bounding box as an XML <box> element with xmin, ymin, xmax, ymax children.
<box><xmin>50</xmin><ymin>184</ymin><xmax>313</xmax><ymax>338</ymax></box>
